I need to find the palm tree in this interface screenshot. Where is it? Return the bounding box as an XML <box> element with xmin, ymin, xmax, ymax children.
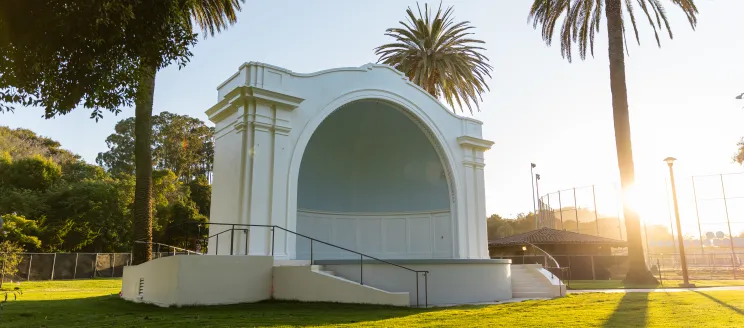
<box><xmin>132</xmin><ymin>0</ymin><xmax>243</xmax><ymax>265</ymax></box>
<box><xmin>374</xmin><ymin>3</ymin><xmax>493</xmax><ymax>114</ymax></box>
<box><xmin>528</xmin><ymin>0</ymin><xmax>698</xmax><ymax>283</ymax></box>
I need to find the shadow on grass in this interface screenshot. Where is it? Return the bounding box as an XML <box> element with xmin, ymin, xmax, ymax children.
<box><xmin>602</xmin><ymin>292</ymin><xmax>649</xmax><ymax>328</ymax></box>
<box><xmin>1</xmin><ymin>295</ymin><xmax>433</xmax><ymax>327</ymax></box>
<box><xmin>694</xmin><ymin>291</ymin><xmax>744</xmax><ymax>316</ymax></box>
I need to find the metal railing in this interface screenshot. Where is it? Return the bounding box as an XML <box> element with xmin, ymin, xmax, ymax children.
<box><xmin>527</xmin><ymin>242</ymin><xmax>571</xmax><ymax>292</ymax></box>
<box><xmin>133</xmin><ymin>241</ymin><xmax>203</xmax><ymax>256</ymax></box>
<box><xmin>204</xmin><ymin>222</ymin><xmax>430</xmax><ymax>308</ymax></box>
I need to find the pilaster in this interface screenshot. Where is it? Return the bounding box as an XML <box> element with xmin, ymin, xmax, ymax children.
<box><xmin>206</xmin><ymin>85</ymin><xmax>303</xmax><ymax>256</ymax></box>
<box><xmin>458</xmin><ymin>136</ymin><xmax>494</xmax><ymax>259</ymax></box>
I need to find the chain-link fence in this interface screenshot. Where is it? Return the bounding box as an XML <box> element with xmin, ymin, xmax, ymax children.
<box><xmin>537</xmin><ymin>183</ymin><xmax>625</xmax><ymax>240</ymax></box>
<box><xmin>690</xmin><ymin>173</ymin><xmax>744</xmax><ymax>258</ymax></box>
<box><xmin>497</xmin><ymin>252</ymin><xmax>743</xmax><ymax>281</ymax></box>
<box><xmin>649</xmin><ymin>252</ymin><xmax>743</xmax><ymax>280</ymax></box>
<box><xmin>1</xmin><ymin>252</ymin><xmax>197</xmax><ymax>282</ymax></box>
<box><xmin>495</xmin><ymin>254</ymin><xmax>630</xmax><ymax>280</ymax></box>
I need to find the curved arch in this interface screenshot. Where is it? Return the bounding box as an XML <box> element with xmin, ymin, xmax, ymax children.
<box><xmin>285</xmin><ymin>89</ymin><xmax>461</xmax><ymax>258</ymax></box>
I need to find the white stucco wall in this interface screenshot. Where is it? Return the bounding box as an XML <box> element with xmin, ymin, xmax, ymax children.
<box><xmin>122</xmin><ymin>256</ymin><xmax>180</xmax><ymax>307</ymax></box>
<box><xmin>296</xmin><ymin>210</ymin><xmax>452</xmax><ymax>260</ymax></box>
<box><xmin>206</xmin><ymin>62</ymin><xmax>494</xmax><ymax>260</ymax></box>
<box><xmin>318</xmin><ymin>259</ymin><xmax>512</xmax><ymax>306</ymax></box>
<box><xmin>273</xmin><ymin>265</ymin><xmax>409</xmax><ymax>306</ymax></box>
<box><xmin>121</xmin><ymin>255</ymin><xmax>273</xmax><ymax>307</ymax></box>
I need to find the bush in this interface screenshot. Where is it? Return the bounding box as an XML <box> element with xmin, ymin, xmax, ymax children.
<box><xmin>0</xmin><ymin>241</ymin><xmax>24</xmax><ymax>287</ymax></box>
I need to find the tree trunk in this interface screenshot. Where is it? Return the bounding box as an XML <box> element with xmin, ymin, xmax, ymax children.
<box><xmin>605</xmin><ymin>0</ymin><xmax>657</xmax><ymax>284</ymax></box>
<box><xmin>131</xmin><ymin>63</ymin><xmax>157</xmax><ymax>265</ymax></box>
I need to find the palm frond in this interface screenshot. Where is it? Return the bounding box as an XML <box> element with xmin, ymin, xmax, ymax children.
<box><xmin>374</xmin><ymin>3</ymin><xmax>493</xmax><ymax>114</ymax></box>
<box><xmin>190</xmin><ymin>0</ymin><xmax>244</xmax><ymax>37</ymax></box>
<box><xmin>528</xmin><ymin>0</ymin><xmax>698</xmax><ymax>62</ymax></box>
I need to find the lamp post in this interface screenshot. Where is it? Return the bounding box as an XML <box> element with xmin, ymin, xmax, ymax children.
<box><xmin>664</xmin><ymin>157</ymin><xmax>695</xmax><ymax>287</ymax></box>
<box><xmin>535</xmin><ymin>174</ymin><xmax>542</xmax><ymax>228</ymax></box>
<box><xmin>531</xmin><ymin>163</ymin><xmax>538</xmax><ymax>229</ymax></box>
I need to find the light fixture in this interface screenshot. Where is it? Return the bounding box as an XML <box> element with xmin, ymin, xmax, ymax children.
<box><xmin>664</xmin><ymin>156</ymin><xmax>694</xmax><ymax>287</ymax></box>
<box><xmin>522</xmin><ymin>246</ymin><xmax>527</xmax><ymax>251</ymax></box>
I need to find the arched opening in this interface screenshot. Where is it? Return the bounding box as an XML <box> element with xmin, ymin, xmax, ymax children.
<box><xmin>296</xmin><ymin>100</ymin><xmax>453</xmax><ymax>259</ymax></box>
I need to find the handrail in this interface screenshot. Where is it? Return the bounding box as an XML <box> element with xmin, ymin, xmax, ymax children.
<box><xmin>526</xmin><ymin>242</ymin><xmax>560</xmax><ymax>269</ymax></box>
<box><xmin>133</xmin><ymin>241</ymin><xmax>202</xmax><ymax>255</ymax></box>
<box><xmin>203</xmin><ymin>222</ymin><xmax>429</xmax><ymax>308</ymax></box>
<box><xmin>525</xmin><ymin>242</ymin><xmax>571</xmax><ymax>291</ymax></box>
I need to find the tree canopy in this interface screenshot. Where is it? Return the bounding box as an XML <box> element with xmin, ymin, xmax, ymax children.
<box><xmin>0</xmin><ymin>123</ymin><xmax>211</xmax><ymax>253</ymax></box>
<box><xmin>0</xmin><ymin>0</ymin><xmax>200</xmax><ymax>118</ymax></box>
<box><xmin>96</xmin><ymin>112</ymin><xmax>214</xmax><ymax>181</ymax></box>
<box><xmin>374</xmin><ymin>3</ymin><xmax>492</xmax><ymax>114</ymax></box>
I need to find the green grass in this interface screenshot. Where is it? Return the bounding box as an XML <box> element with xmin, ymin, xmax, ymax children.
<box><xmin>567</xmin><ymin>279</ymin><xmax>744</xmax><ymax>290</ymax></box>
<box><xmin>1</xmin><ymin>279</ymin><xmax>744</xmax><ymax>327</ymax></box>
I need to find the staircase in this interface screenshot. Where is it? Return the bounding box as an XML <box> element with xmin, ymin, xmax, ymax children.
<box><xmin>272</xmin><ymin>262</ymin><xmax>410</xmax><ymax>306</ymax></box>
<box><xmin>511</xmin><ymin>264</ymin><xmax>566</xmax><ymax>298</ymax></box>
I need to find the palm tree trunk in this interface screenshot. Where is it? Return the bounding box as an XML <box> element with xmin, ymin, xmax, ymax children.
<box><xmin>131</xmin><ymin>63</ymin><xmax>157</xmax><ymax>265</ymax></box>
<box><xmin>605</xmin><ymin>0</ymin><xmax>657</xmax><ymax>284</ymax></box>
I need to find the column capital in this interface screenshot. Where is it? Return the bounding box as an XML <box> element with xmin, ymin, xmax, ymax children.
<box><xmin>457</xmin><ymin>135</ymin><xmax>494</xmax><ymax>151</ymax></box>
<box><xmin>206</xmin><ymin>86</ymin><xmax>305</xmax><ymax>124</ymax></box>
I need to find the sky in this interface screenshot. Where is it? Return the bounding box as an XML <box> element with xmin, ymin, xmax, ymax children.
<box><xmin>2</xmin><ymin>0</ymin><xmax>744</xmax><ymax>237</ymax></box>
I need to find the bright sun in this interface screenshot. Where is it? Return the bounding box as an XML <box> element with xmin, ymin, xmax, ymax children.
<box><xmin>622</xmin><ymin>184</ymin><xmax>656</xmax><ymax>220</ymax></box>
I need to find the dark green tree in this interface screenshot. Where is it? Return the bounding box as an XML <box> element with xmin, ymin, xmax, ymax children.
<box><xmin>96</xmin><ymin>112</ymin><xmax>214</xmax><ymax>181</ymax></box>
<box><xmin>188</xmin><ymin>176</ymin><xmax>212</xmax><ymax>217</ymax></box>
<box><xmin>4</xmin><ymin>156</ymin><xmax>62</xmax><ymax>191</ymax></box>
<box><xmin>0</xmin><ymin>213</ymin><xmax>42</xmax><ymax>251</ymax></box>
<box><xmin>0</xmin><ymin>0</ymin><xmax>242</xmax><ymax>264</ymax></box>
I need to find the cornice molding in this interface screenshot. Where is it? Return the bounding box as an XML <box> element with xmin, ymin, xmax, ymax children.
<box><xmin>457</xmin><ymin>136</ymin><xmax>494</xmax><ymax>151</ymax></box>
<box><xmin>206</xmin><ymin>86</ymin><xmax>304</xmax><ymax>124</ymax></box>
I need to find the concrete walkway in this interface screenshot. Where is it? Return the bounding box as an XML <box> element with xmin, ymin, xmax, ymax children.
<box><xmin>568</xmin><ymin>286</ymin><xmax>744</xmax><ymax>294</ymax></box>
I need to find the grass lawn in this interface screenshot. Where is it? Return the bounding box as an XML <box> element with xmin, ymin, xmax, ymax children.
<box><xmin>567</xmin><ymin>279</ymin><xmax>744</xmax><ymax>290</ymax></box>
<box><xmin>1</xmin><ymin>279</ymin><xmax>744</xmax><ymax>327</ymax></box>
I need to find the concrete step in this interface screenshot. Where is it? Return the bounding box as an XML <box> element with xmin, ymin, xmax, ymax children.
<box><xmin>512</xmin><ymin>280</ymin><xmax>544</xmax><ymax>287</ymax></box>
<box><xmin>274</xmin><ymin>260</ymin><xmax>311</xmax><ymax>266</ymax></box>
<box><xmin>511</xmin><ymin>277</ymin><xmax>543</xmax><ymax>282</ymax></box>
<box><xmin>512</xmin><ymin>286</ymin><xmax>553</xmax><ymax>293</ymax></box>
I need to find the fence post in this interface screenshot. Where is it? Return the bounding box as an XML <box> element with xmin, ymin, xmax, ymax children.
<box><xmin>92</xmin><ymin>253</ymin><xmax>97</xmax><ymax>278</ymax></box>
<box><xmin>690</xmin><ymin>177</ymin><xmax>702</xmax><ymax>257</ymax></box>
<box><xmin>73</xmin><ymin>253</ymin><xmax>79</xmax><ymax>279</ymax></box>
<box><xmin>590</xmin><ymin>255</ymin><xmax>596</xmax><ymax>280</ymax></box>
<box><xmin>719</xmin><ymin>174</ymin><xmax>738</xmax><ymax>279</ymax></box>
<box><xmin>230</xmin><ymin>225</ymin><xmax>235</xmax><ymax>255</ymax></box>
<box><xmin>592</xmin><ymin>185</ymin><xmax>599</xmax><ymax>236</ymax></box>
<box><xmin>573</xmin><ymin>188</ymin><xmax>580</xmax><ymax>233</ymax></box>
<box><xmin>360</xmin><ymin>254</ymin><xmax>364</xmax><ymax>286</ymax></box>
<box><xmin>709</xmin><ymin>253</ymin><xmax>714</xmax><ymax>280</ymax></box>
<box><xmin>558</xmin><ymin>192</ymin><xmax>564</xmax><ymax>230</ymax></box>
<box><xmin>27</xmin><ymin>254</ymin><xmax>33</xmax><ymax>281</ymax></box>
<box><xmin>51</xmin><ymin>253</ymin><xmax>57</xmax><ymax>280</ymax></box>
